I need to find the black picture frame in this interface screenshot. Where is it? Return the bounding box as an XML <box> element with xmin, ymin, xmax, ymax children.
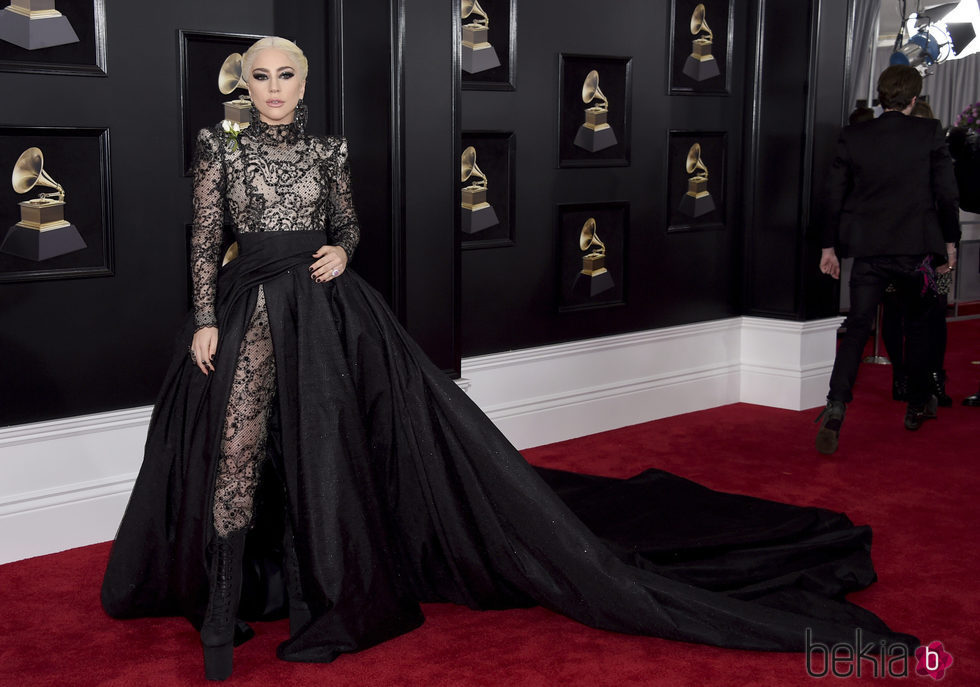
<box><xmin>0</xmin><ymin>126</ymin><xmax>112</xmax><ymax>283</ymax></box>
<box><xmin>557</xmin><ymin>53</ymin><xmax>632</xmax><ymax>168</ymax></box>
<box><xmin>460</xmin><ymin>130</ymin><xmax>515</xmax><ymax>249</ymax></box>
<box><xmin>556</xmin><ymin>201</ymin><xmax>628</xmax><ymax>312</ymax></box>
<box><xmin>665</xmin><ymin>130</ymin><xmax>726</xmax><ymax>232</ymax></box>
<box><xmin>178</xmin><ymin>29</ymin><xmax>266</xmax><ymax>176</ymax></box>
<box><xmin>461</xmin><ymin>0</ymin><xmax>516</xmax><ymax>91</ymax></box>
<box><xmin>667</xmin><ymin>0</ymin><xmax>734</xmax><ymax>95</ymax></box>
<box><xmin>0</xmin><ymin>0</ymin><xmax>107</xmax><ymax>76</ymax></box>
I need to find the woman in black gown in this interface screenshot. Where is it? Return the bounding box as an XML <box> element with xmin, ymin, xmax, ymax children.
<box><xmin>101</xmin><ymin>37</ymin><xmax>918</xmax><ymax>681</ymax></box>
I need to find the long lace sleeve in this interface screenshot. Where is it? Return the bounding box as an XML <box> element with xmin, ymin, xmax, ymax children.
<box><xmin>190</xmin><ymin>128</ymin><xmax>226</xmax><ymax>329</ymax></box>
<box><xmin>325</xmin><ymin>137</ymin><xmax>360</xmax><ymax>260</ymax></box>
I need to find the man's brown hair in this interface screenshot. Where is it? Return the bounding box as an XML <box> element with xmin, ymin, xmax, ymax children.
<box><xmin>877</xmin><ymin>65</ymin><xmax>922</xmax><ymax>111</ymax></box>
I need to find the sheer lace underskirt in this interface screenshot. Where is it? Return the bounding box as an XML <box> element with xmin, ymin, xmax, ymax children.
<box><xmin>213</xmin><ymin>286</ymin><xmax>277</xmax><ymax>537</ymax></box>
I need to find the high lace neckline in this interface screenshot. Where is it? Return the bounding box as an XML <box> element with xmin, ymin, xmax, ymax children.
<box><xmin>246</xmin><ymin>101</ymin><xmax>308</xmax><ymax>144</ymax></box>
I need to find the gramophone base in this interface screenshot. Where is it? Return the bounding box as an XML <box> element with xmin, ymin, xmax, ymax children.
<box><xmin>682</xmin><ymin>54</ymin><xmax>721</xmax><ymax>82</ymax></box>
<box><xmin>0</xmin><ymin>10</ymin><xmax>79</xmax><ymax>50</ymax></box>
<box><xmin>462</xmin><ymin>44</ymin><xmax>501</xmax><ymax>74</ymax></box>
<box><xmin>678</xmin><ymin>192</ymin><xmax>715</xmax><ymax>218</ymax></box>
<box><xmin>572</xmin><ymin>270</ymin><xmax>615</xmax><ymax>299</ymax></box>
<box><xmin>574</xmin><ymin>125</ymin><xmax>617</xmax><ymax>153</ymax></box>
<box><xmin>462</xmin><ymin>204</ymin><xmax>499</xmax><ymax>234</ymax></box>
<box><xmin>1</xmin><ymin>223</ymin><xmax>86</xmax><ymax>261</ymax></box>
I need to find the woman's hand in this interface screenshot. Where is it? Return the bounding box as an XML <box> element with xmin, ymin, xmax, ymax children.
<box><xmin>938</xmin><ymin>243</ymin><xmax>957</xmax><ymax>275</ymax></box>
<box><xmin>190</xmin><ymin>326</ymin><xmax>218</xmax><ymax>375</ymax></box>
<box><xmin>310</xmin><ymin>245</ymin><xmax>348</xmax><ymax>283</ymax></box>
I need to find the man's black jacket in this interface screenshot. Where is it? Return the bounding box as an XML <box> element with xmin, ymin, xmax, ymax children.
<box><xmin>820</xmin><ymin>110</ymin><xmax>961</xmax><ymax>261</ymax></box>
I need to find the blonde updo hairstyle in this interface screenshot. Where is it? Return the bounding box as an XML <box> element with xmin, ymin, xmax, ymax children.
<box><xmin>242</xmin><ymin>36</ymin><xmax>308</xmax><ymax>82</ymax></box>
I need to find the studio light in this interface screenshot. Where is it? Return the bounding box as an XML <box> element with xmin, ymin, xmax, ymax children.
<box><xmin>890</xmin><ymin>0</ymin><xmax>980</xmax><ymax>72</ymax></box>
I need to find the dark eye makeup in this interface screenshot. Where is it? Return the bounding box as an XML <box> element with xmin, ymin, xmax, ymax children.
<box><xmin>250</xmin><ymin>70</ymin><xmax>295</xmax><ymax>81</ymax></box>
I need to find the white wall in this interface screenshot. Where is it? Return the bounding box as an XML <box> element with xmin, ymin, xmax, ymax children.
<box><xmin>0</xmin><ymin>316</ymin><xmax>842</xmax><ymax>565</ymax></box>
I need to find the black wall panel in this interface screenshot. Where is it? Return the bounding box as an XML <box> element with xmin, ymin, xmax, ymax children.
<box><xmin>0</xmin><ymin>1</ymin><xmax>276</xmax><ymax>427</ymax></box>
<box><xmin>741</xmin><ymin>0</ymin><xmax>851</xmax><ymax>320</ymax></box>
<box><xmin>459</xmin><ymin>0</ymin><xmax>749</xmax><ymax>357</ymax></box>
<box><xmin>327</xmin><ymin>0</ymin><xmax>398</xmax><ymax>316</ymax></box>
<box><xmin>403</xmin><ymin>0</ymin><xmax>460</xmax><ymax>373</ymax></box>
<box><xmin>0</xmin><ymin>0</ymin><xmax>857</xmax><ymax>427</ymax></box>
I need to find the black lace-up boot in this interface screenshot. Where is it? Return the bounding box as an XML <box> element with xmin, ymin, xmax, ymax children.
<box><xmin>201</xmin><ymin>529</ymin><xmax>247</xmax><ymax>681</ymax></box>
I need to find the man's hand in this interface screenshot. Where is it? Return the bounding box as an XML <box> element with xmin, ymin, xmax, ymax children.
<box><xmin>819</xmin><ymin>247</ymin><xmax>840</xmax><ymax>280</ymax></box>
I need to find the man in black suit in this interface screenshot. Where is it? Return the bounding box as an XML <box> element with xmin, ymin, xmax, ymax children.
<box><xmin>815</xmin><ymin>65</ymin><xmax>960</xmax><ymax>455</ymax></box>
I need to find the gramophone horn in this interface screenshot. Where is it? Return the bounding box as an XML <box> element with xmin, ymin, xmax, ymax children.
<box><xmin>461</xmin><ymin>145</ymin><xmax>488</xmax><ymax>186</ymax></box>
<box><xmin>685</xmin><ymin>143</ymin><xmax>709</xmax><ymax>177</ymax></box>
<box><xmin>222</xmin><ymin>242</ymin><xmax>239</xmax><ymax>266</ymax></box>
<box><xmin>579</xmin><ymin>217</ymin><xmax>605</xmax><ymax>254</ymax></box>
<box><xmin>461</xmin><ymin>0</ymin><xmax>490</xmax><ymax>25</ymax></box>
<box><xmin>12</xmin><ymin>147</ymin><xmax>65</xmax><ymax>202</ymax></box>
<box><xmin>218</xmin><ymin>53</ymin><xmax>247</xmax><ymax>95</ymax></box>
<box><xmin>690</xmin><ymin>3</ymin><xmax>713</xmax><ymax>41</ymax></box>
<box><xmin>582</xmin><ymin>70</ymin><xmax>609</xmax><ymax>110</ymax></box>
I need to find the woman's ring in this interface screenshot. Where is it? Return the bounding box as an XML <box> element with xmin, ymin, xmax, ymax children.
<box><xmin>332</xmin><ymin>268</ymin><xmax>339</xmax><ymax>277</ymax></box>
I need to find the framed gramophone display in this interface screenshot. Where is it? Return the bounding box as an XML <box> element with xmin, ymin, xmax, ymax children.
<box><xmin>178</xmin><ymin>30</ymin><xmax>267</xmax><ymax>176</ymax></box>
<box><xmin>0</xmin><ymin>0</ymin><xmax>106</xmax><ymax>76</ymax></box>
<box><xmin>665</xmin><ymin>130</ymin><xmax>726</xmax><ymax>232</ymax></box>
<box><xmin>217</xmin><ymin>52</ymin><xmax>251</xmax><ymax>129</ymax></box>
<box><xmin>668</xmin><ymin>0</ymin><xmax>733</xmax><ymax>95</ymax></box>
<box><xmin>460</xmin><ymin>0</ymin><xmax>516</xmax><ymax>91</ymax></box>
<box><xmin>556</xmin><ymin>201</ymin><xmax>628</xmax><ymax>312</ymax></box>
<box><xmin>557</xmin><ymin>54</ymin><xmax>632</xmax><ymax>168</ymax></box>
<box><xmin>460</xmin><ymin>131</ymin><xmax>515</xmax><ymax>249</ymax></box>
<box><xmin>0</xmin><ymin>126</ymin><xmax>112</xmax><ymax>283</ymax></box>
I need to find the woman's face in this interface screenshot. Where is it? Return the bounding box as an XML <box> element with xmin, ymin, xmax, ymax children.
<box><xmin>247</xmin><ymin>48</ymin><xmax>307</xmax><ymax>126</ymax></box>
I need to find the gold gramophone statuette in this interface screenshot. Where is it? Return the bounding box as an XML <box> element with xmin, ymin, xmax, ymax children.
<box><xmin>573</xmin><ymin>70</ymin><xmax>618</xmax><ymax>153</ymax></box>
<box><xmin>460</xmin><ymin>145</ymin><xmax>499</xmax><ymax>234</ymax></box>
<box><xmin>219</xmin><ymin>52</ymin><xmax>252</xmax><ymax>127</ymax></box>
<box><xmin>678</xmin><ymin>142</ymin><xmax>716</xmax><ymax>218</ymax></box>
<box><xmin>1</xmin><ymin>146</ymin><xmax>87</xmax><ymax>261</ymax></box>
<box><xmin>461</xmin><ymin>0</ymin><xmax>501</xmax><ymax>74</ymax></box>
<box><xmin>573</xmin><ymin>217</ymin><xmax>615</xmax><ymax>297</ymax></box>
<box><xmin>682</xmin><ymin>3</ymin><xmax>721</xmax><ymax>82</ymax></box>
<box><xmin>579</xmin><ymin>218</ymin><xmax>607</xmax><ymax>277</ymax></box>
<box><xmin>0</xmin><ymin>0</ymin><xmax>80</xmax><ymax>51</ymax></box>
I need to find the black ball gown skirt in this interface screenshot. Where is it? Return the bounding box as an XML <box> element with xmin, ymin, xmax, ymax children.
<box><xmin>101</xmin><ymin>230</ymin><xmax>918</xmax><ymax>662</ymax></box>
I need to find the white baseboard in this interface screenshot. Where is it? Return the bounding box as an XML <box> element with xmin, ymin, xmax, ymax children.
<box><xmin>738</xmin><ymin>316</ymin><xmax>843</xmax><ymax>411</ymax></box>
<box><xmin>461</xmin><ymin>319</ymin><xmax>744</xmax><ymax>449</ymax></box>
<box><xmin>0</xmin><ymin>407</ymin><xmax>151</xmax><ymax>565</ymax></box>
<box><xmin>0</xmin><ymin>316</ymin><xmax>840</xmax><ymax>565</ymax></box>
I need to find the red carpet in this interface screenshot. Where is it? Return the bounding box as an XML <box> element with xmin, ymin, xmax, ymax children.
<box><xmin>1</xmin><ymin>320</ymin><xmax>978</xmax><ymax>686</ymax></box>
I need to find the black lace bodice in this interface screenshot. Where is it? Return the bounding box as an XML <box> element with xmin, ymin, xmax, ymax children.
<box><xmin>189</xmin><ymin>107</ymin><xmax>360</xmax><ymax>329</ymax></box>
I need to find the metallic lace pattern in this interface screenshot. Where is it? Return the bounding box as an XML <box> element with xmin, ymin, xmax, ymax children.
<box><xmin>189</xmin><ymin>107</ymin><xmax>361</xmax><ymax>535</ymax></box>
<box><xmin>212</xmin><ymin>287</ymin><xmax>276</xmax><ymax>535</ymax></box>
<box><xmin>190</xmin><ymin>104</ymin><xmax>360</xmax><ymax>329</ymax></box>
